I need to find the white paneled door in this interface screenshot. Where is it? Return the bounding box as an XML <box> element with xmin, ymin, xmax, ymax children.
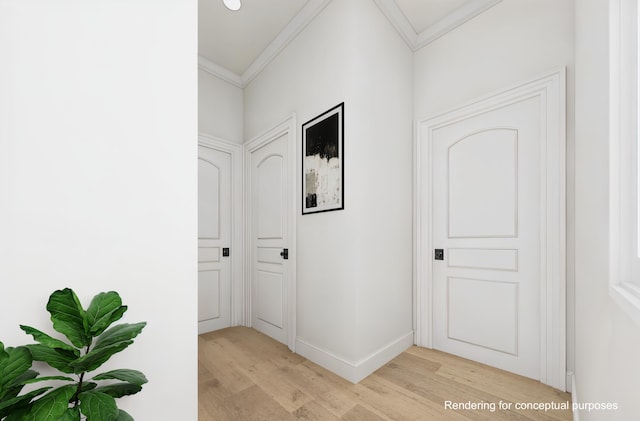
<box><xmin>198</xmin><ymin>145</ymin><xmax>232</xmax><ymax>334</ymax></box>
<box><xmin>431</xmin><ymin>96</ymin><xmax>542</xmax><ymax>380</ymax></box>
<box><xmin>249</xmin><ymin>131</ymin><xmax>292</xmax><ymax>347</ymax></box>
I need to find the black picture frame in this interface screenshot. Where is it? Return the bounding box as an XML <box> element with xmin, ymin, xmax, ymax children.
<box><xmin>302</xmin><ymin>103</ymin><xmax>344</xmax><ymax>215</ymax></box>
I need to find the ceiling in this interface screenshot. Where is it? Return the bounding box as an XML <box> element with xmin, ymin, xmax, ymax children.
<box><xmin>394</xmin><ymin>0</ymin><xmax>471</xmax><ymax>33</ymax></box>
<box><xmin>198</xmin><ymin>0</ymin><xmax>308</xmax><ymax>75</ymax></box>
<box><xmin>198</xmin><ymin>0</ymin><xmax>501</xmax><ymax>87</ymax></box>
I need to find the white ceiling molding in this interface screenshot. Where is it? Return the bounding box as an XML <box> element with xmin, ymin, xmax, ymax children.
<box><xmin>374</xmin><ymin>0</ymin><xmax>503</xmax><ymax>52</ymax></box>
<box><xmin>198</xmin><ymin>55</ymin><xmax>243</xmax><ymax>88</ymax></box>
<box><xmin>240</xmin><ymin>0</ymin><xmax>332</xmax><ymax>87</ymax></box>
<box><xmin>202</xmin><ymin>0</ymin><xmax>502</xmax><ymax>88</ymax></box>
<box><xmin>415</xmin><ymin>0</ymin><xmax>503</xmax><ymax>49</ymax></box>
<box><xmin>200</xmin><ymin>0</ymin><xmax>332</xmax><ymax>89</ymax></box>
<box><xmin>372</xmin><ymin>0</ymin><xmax>418</xmax><ymax>48</ymax></box>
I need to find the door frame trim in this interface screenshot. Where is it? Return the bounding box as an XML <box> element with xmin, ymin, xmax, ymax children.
<box><xmin>414</xmin><ymin>68</ymin><xmax>566</xmax><ymax>390</ymax></box>
<box><xmin>244</xmin><ymin>114</ymin><xmax>297</xmax><ymax>351</ymax></box>
<box><xmin>198</xmin><ymin>133</ymin><xmax>245</xmax><ymax>328</ymax></box>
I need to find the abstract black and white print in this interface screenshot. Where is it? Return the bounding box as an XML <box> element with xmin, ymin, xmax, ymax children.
<box><xmin>302</xmin><ymin>103</ymin><xmax>344</xmax><ymax>214</ymax></box>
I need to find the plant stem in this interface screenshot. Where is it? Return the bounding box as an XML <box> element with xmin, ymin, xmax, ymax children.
<box><xmin>74</xmin><ymin>372</ymin><xmax>85</xmax><ymax>408</ymax></box>
<box><xmin>73</xmin><ymin>345</ymin><xmax>91</xmax><ymax>408</ymax></box>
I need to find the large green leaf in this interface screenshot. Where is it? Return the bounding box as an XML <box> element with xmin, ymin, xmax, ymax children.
<box><xmin>78</xmin><ymin>382</ymin><xmax>97</xmax><ymax>394</ymax></box>
<box><xmin>78</xmin><ymin>391</ymin><xmax>118</xmax><ymax>421</ymax></box>
<box><xmin>69</xmin><ymin>342</ymin><xmax>133</xmax><ymax>374</ymax></box>
<box><xmin>93</xmin><ymin>323</ymin><xmax>146</xmax><ymax>350</ymax></box>
<box><xmin>27</xmin><ymin>384</ymin><xmax>76</xmax><ymax>421</ymax></box>
<box><xmin>4</xmin><ymin>405</ymin><xmax>31</xmax><ymax>421</ymax></box>
<box><xmin>68</xmin><ymin>323</ymin><xmax>146</xmax><ymax>373</ymax></box>
<box><xmin>47</xmin><ymin>288</ymin><xmax>90</xmax><ymax>348</ymax></box>
<box><xmin>69</xmin><ymin>381</ymin><xmax>98</xmax><ymax>409</ymax></box>
<box><xmin>19</xmin><ymin>325</ymin><xmax>80</xmax><ymax>356</ymax></box>
<box><xmin>0</xmin><ymin>386</ymin><xmax>51</xmax><ymax>418</ymax></box>
<box><xmin>22</xmin><ymin>375</ymin><xmax>75</xmax><ymax>385</ymax></box>
<box><xmin>0</xmin><ymin>346</ymin><xmax>32</xmax><ymax>396</ymax></box>
<box><xmin>92</xmin><ymin>369</ymin><xmax>148</xmax><ymax>386</ymax></box>
<box><xmin>26</xmin><ymin>344</ymin><xmax>77</xmax><ymax>374</ymax></box>
<box><xmin>86</xmin><ymin>292</ymin><xmax>127</xmax><ymax>337</ymax></box>
<box><xmin>93</xmin><ymin>383</ymin><xmax>142</xmax><ymax>399</ymax></box>
<box><xmin>58</xmin><ymin>407</ymin><xmax>81</xmax><ymax>421</ymax></box>
<box><xmin>115</xmin><ymin>409</ymin><xmax>134</xmax><ymax>421</ymax></box>
<box><xmin>2</xmin><ymin>370</ymin><xmax>39</xmax><ymax>400</ymax></box>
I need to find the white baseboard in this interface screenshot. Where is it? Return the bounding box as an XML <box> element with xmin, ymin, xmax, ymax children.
<box><xmin>198</xmin><ymin>319</ymin><xmax>217</xmax><ymax>335</ymax></box>
<box><xmin>295</xmin><ymin>331</ymin><xmax>414</xmax><ymax>384</ymax></box>
<box><xmin>571</xmin><ymin>373</ymin><xmax>579</xmax><ymax>421</ymax></box>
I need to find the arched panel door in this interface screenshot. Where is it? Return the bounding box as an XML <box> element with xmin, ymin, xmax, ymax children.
<box><xmin>431</xmin><ymin>97</ymin><xmax>541</xmax><ymax>381</ymax></box>
<box><xmin>249</xmin><ymin>133</ymin><xmax>290</xmax><ymax>346</ymax></box>
<box><xmin>198</xmin><ymin>146</ymin><xmax>231</xmax><ymax>333</ymax></box>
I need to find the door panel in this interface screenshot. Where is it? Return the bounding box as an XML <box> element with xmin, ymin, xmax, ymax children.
<box><xmin>257</xmin><ymin>155</ymin><xmax>284</xmax><ymax>239</ymax></box>
<box><xmin>432</xmin><ymin>96</ymin><xmax>540</xmax><ymax>380</ymax></box>
<box><xmin>198</xmin><ymin>146</ymin><xmax>232</xmax><ymax>334</ymax></box>
<box><xmin>198</xmin><ymin>161</ymin><xmax>220</xmax><ymax>239</ymax></box>
<box><xmin>198</xmin><ymin>270</ymin><xmax>220</xmax><ymax>321</ymax></box>
<box><xmin>250</xmin><ymin>133</ymin><xmax>289</xmax><ymax>345</ymax></box>
<box><xmin>447</xmin><ymin>277</ymin><xmax>518</xmax><ymax>355</ymax></box>
<box><xmin>447</xmin><ymin>248</ymin><xmax>518</xmax><ymax>271</ymax></box>
<box><xmin>257</xmin><ymin>270</ymin><xmax>284</xmax><ymax>328</ymax></box>
<box><xmin>448</xmin><ymin>129</ymin><xmax>518</xmax><ymax>238</ymax></box>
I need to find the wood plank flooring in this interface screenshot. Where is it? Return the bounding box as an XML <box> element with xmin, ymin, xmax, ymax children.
<box><xmin>199</xmin><ymin>327</ymin><xmax>572</xmax><ymax>421</ymax></box>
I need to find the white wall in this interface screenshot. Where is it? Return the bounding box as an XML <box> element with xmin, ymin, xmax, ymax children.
<box><xmin>0</xmin><ymin>1</ymin><xmax>197</xmax><ymax>420</ymax></box>
<box><xmin>574</xmin><ymin>0</ymin><xmax>640</xmax><ymax>419</ymax></box>
<box><xmin>414</xmin><ymin>0</ymin><xmax>574</xmax><ymax>118</ymax></box>
<box><xmin>413</xmin><ymin>0</ymin><xmax>575</xmax><ymax>387</ymax></box>
<box><xmin>244</xmin><ymin>0</ymin><xmax>413</xmax><ymax>380</ymax></box>
<box><xmin>198</xmin><ymin>68</ymin><xmax>243</xmax><ymax>143</ymax></box>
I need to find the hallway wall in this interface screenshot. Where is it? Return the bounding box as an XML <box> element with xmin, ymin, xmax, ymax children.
<box><xmin>244</xmin><ymin>0</ymin><xmax>414</xmax><ymax>381</ymax></box>
<box><xmin>198</xmin><ymin>68</ymin><xmax>243</xmax><ymax>143</ymax></box>
<box><xmin>574</xmin><ymin>0</ymin><xmax>640</xmax><ymax>419</ymax></box>
<box><xmin>0</xmin><ymin>2</ymin><xmax>197</xmax><ymax>419</ymax></box>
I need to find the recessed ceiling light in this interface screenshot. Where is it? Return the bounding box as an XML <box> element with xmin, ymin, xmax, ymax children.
<box><xmin>223</xmin><ymin>0</ymin><xmax>241</xmax><ymax>11</ymax></box>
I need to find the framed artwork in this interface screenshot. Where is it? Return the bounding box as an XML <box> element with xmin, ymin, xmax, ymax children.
<box><xmin>302</xmin><ymin>102</ymin><xmax>344</xmax><ymax>215</ymax></box>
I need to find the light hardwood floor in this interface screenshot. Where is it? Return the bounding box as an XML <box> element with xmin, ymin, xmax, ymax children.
<box><xmin>199</xmin><ymin>327</ymin><xmax>572</xmax><ymax>420</ymax></box>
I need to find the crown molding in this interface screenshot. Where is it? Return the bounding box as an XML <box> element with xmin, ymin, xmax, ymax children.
<box><xmin>198</xmin><ymin>55</ymin><xmax>243</xmax><ymax>88</ymax></box>
<box><xmin>200</xmin><ymin>0</ymin><xmax>332</xmax><ymax>89</ymax></box>
<box><xmin>372</xmin><ymin>0</ymin><xmax>418</xmax><ymax>48</ymax></box>
<box><xmin>415</xmin><ymin>0</ymin><xmax>503</xmax><ymax>49</ymax></box>
<box><xmin>374</xmin><ymin>0</ymin><xmax>503</xmax><ymax>52</ymax></box>
<box><xmin>241</xmin><ymin>0</ymin><xmax>332</xmax><ymax>87</ymax></box>
<box><xmin>201</xmin><ymin>0</ymin><xmax>502</xmax><ymax>88</ymax></box>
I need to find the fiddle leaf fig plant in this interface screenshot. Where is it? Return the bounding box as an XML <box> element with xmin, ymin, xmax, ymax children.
<box><xmin>0</xmin><ymin>288</ymin><xmax>147</xmax><ymax>420</ymax></box>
